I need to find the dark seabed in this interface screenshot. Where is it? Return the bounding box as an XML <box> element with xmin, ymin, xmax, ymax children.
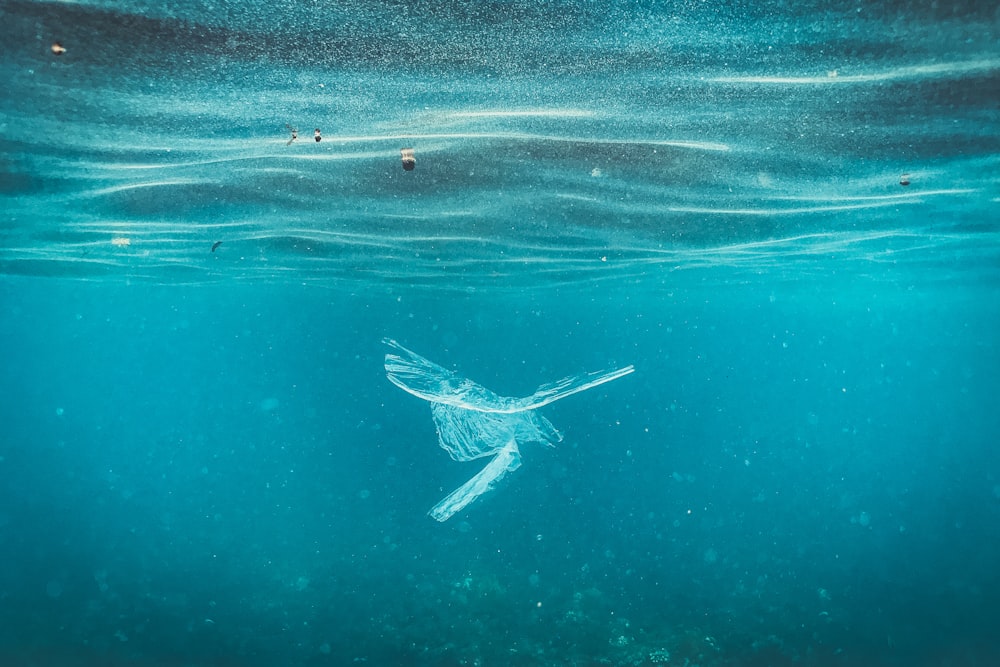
<box><xmin>1</xmin><ymin>1</ymin><xmax>999</xmax><ymax>666</ymax></box>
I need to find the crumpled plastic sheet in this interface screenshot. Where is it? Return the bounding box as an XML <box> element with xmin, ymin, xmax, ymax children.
<box><xmin>384</xmin><ymin>338</ymin><xmax>634</xmax><ymax>521</ymax></box>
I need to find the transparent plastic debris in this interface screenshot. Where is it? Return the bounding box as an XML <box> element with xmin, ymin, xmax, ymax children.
<box><xmin>383</xmin><ymin>338</ymin><xmax>634</xmax><ymax>521</ymax></box>
<box><xmin>428</xmin><ymin>438</ymin><xmax>521</xmax><ymax>522</ymax></box>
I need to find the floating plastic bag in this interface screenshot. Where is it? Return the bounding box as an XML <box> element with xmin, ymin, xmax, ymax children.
<box><xmin>384</xmin><ymin>338</ymin><xmax>634</xmax><ymax>521</ymax></box>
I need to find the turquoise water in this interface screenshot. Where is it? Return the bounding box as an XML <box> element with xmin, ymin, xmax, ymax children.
<box><xmin>2</xmin><ymin>1</ymin><xmax>999</xmax><ymax>665</ymax></box>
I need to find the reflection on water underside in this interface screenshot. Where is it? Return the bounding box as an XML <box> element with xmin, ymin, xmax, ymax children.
<box><xmin>1</xmin><ymin>0</ymin><xmax>997</xmax><ymax>287</ymax></box>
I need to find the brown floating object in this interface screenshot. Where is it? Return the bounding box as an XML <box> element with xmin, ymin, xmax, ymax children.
<box><xmin>314</xmin><ymin>128</ymin><xmax>322</xmax><ymax>142</ymax></box>
<box><xmin>51</xmin><ymin>42</ymin><xmax>66</xmax><ymax>56</ymax></box>
<box><xmin>400</xmin><ymin>147</ymin><xmax>416</xmax><ymax>171</ymax></box>
<box><xmin>899</xmin><ymin>173</ymin><xmax>911</xmax><ymax>187</ymax></box>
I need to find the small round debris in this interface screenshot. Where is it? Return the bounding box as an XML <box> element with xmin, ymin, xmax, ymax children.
<box><xmin>400</xmin><ymin>147</ymin><xmax>416</xmax><ymax>171</ymax></box>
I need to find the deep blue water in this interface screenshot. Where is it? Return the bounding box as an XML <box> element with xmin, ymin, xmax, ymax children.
<box><xmin>2</xmin><ymin>1</ymin><xmax>999</xmax><ymax>666</ymax></box>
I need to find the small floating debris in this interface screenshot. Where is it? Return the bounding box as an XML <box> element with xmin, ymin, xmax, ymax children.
<box><xmin>285</xmin><ymin>124</ymin><xmax>298</xmax><ymax>145</ymax></box>
<box><xmin>51</xmin><ymin>42</ymin><xmax>66</xmax><ymax>56</ymax></box>
<box><xmin>899</xmin><ymin>173</ymin><xmax>911</xmax><ymax>187</ymax></box>
<box><xmin>111</xmin><ymin>237</ymin><xmax>131</xmax><ymax>247</ymax></box>
<box><xmin>400</xmin><ymin>147</ymin><xmax>416</xmax><ymax>171</ymax></box>
<box><xmin>314</xmin><ymin>128</ymin><xmax>322</xmax><ymax>142</ymax></box>
<box><xmin>211</xmin><ymin>241</ymin><xmax>223</xmax><ymax>253</ymax></box>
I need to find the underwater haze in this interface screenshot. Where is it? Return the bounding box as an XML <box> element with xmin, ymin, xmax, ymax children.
<box><xmin>1</xmin><ymin>0</ymin><xmax>999</xmax><ymax>665</ymax></box>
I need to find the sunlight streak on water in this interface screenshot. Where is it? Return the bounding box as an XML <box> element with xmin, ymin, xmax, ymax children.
<box><xmin>711</xmin><ymin>58</ymin><xmax>1000</xmax><ymax>85</ymax></box>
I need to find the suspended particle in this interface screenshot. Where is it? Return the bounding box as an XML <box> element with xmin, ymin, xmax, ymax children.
<box><xmin>314</xmin><ymin>128</ymin><xmax>322</xmax><ymax>142</ymax></box>
<box><xmin>400</xmin><ymin>147</ymin><xmax>416</xmax><ymax>171</ymax></box>
<box><xmin>286</xmin><ymin>124</ymin><xmax>298</xmax><ymax>145</ymax></box>
<box><xmin>51</xmin><ymin>42</ymin><xmax>66</xmax><ymax>56</ymax></box>
<box><xmin>899</xmin><ymin>173</ymin><xmax>910</xmax><ymax>187</ymax></box>
<box><xmin>111</xmin><ymin>237</ymin><xmax>131</xmax><ymax>247</ymax></box>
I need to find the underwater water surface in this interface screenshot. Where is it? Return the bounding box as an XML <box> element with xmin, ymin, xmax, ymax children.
<box><xmin>1</xmin><ymin>1</ymin><xmax>999</xmax><ymax>666</ymax></box>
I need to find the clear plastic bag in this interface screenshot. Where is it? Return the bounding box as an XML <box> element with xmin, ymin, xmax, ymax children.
<box><xmin>384</xmin><ymin>339</ymin><xmax>633</xmax><ymax>521</ymax></box>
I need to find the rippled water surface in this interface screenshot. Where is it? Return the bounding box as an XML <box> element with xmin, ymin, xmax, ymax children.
<box><xmin>3</xmin><ymin>0</ymin><xmax>998</xmax><ymax>288</ymax></box>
